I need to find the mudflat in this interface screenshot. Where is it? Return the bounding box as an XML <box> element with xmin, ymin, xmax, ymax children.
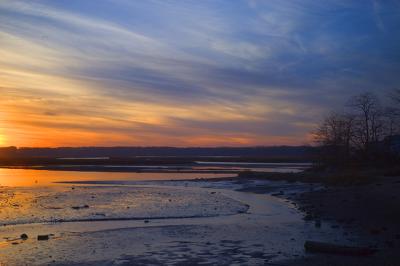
<box><xmin>0</xmin><ymin>172</ymin><xmax>399</xmax><ymax>265</ymax></box>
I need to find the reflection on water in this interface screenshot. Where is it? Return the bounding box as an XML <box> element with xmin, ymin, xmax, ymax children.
<box><xmin>0</xmin><ymin>162</ymin><xmax>310</xmax><ymax>187</ymax></box>
<box><xmin>0</xmin><ymin>169</ymin><xmax>232</xmax><ymax>187</ymax></box>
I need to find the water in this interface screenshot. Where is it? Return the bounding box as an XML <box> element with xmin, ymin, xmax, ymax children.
<box><xmin>0</xmin><ymin>185</ymin><xmax>248</xmax><ymax>225</ymax></box>
<box><xmin>0</xmin><ymin>169</ymin><xmax>233</xmax><ymax>187</ymax></box>
<box><xmin>0</xmin><ymin>162</ymin><xmax>310</xmax><ymax>187</ymax></box>
<box><xmin>0</xmin><ymin>163</ymin><xmax>358</xmax><ymax>266</ymax></box>
<box><xmin>0</xmin><ymin>182</ymin><xmax>354</xmax><ymax>265</ymax></box>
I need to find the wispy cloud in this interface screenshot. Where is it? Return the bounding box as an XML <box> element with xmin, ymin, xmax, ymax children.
<box><xmin>0</xmin><ymin>0</ymin><xmax>399</xmax><ymax>146</ymax></box>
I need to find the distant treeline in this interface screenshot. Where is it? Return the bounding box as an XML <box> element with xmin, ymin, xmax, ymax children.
<box><xmin>0</xmin><ymin>146</ymin><xmax>315</xmax><ymax>162</ymax></box>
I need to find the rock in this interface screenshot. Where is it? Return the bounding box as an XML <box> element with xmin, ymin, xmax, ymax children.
<box><xmin>271</xmin><ymin>191</ymin><xmax>284</xmax><ymax>197</ymax></box>
<box><xmin>20</xmin><ymin>233</ymin><xmax>28</xmax><ymax>240</ymax></box>
<box><xmin>303</xmin><ymin>213</ymin><xmax>313</xmax><ymax>221</ymax></box>
<box><xmin>304</xmin><ymin>240</ymin><xmax>377</xmax><ymax>256</ymax></box>
<box><xmin>369</xmin><ymin>228</ymin><xmax>381</xmax><ymax>235</ymax></box>
<box><xmin>385</xmin><ymin>240</ymin><xmax>395</xmax><ymax>248</ymax></box>
<box><xmin>71</xmin><ymin>205</ymin><xmax>89</xmax><ymax>210</ymax></box>
<box><xmin>37</xmin><ymin>235</ymin><xmax>49</xmax><ymax>241</ymax></box>
<box><xmin>315</xmin><ymin>220</ymin><xmax>321</xmax><ymax>228</ymax></box>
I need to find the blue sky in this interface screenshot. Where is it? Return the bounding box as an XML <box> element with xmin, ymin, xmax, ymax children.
<box><xmin>0</xmin><ymin>0</ymin><xmax>399</xmax><ymax>146</ymax></box>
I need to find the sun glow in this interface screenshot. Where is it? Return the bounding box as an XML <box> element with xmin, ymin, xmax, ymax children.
<box><xmin>0</xmin><ymin>134</ymin><xmax>5</xmax><ymax>146</ymax></box>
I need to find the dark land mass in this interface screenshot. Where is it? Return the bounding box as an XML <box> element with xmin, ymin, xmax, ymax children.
<box><xmin>0</xmin><ymin>156</ymin><xmax>310</xmax><ymax>168</ymax></box>
<box><xmin>0</xmin><ymin>146</ymin><xmax>314</xmax><ymax>160</ymax></box>
<box><xmin>0</xmin><ymin>146</ymin><xmax>315</xmax><ymax>171</ymax></box>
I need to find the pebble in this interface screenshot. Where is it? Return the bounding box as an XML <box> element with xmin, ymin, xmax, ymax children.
<box><xmin>37</xmin><ymin>235</ymin><xmax>49</xmax><ymax>241</ymax></box>
<box><xmin>315</xmin><ymin>220</ymin><xmax>321</xmax><ymax>228</ymax></box>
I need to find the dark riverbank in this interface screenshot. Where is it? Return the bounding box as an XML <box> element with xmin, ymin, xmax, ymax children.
<box><xmin>229</xmin><ymin>168</ymin><xmax>400</xmax><ymax>265</ymax></box>
<box><xmin>284</xmin><ymin>176</ymin><xmax>400</xmax><ymax>266</ymax></box>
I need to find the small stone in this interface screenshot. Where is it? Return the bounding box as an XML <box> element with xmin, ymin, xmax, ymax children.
<box><xmin>20</xmin><ymin>233</ymin><xmax>28</xmax><ymax>240</ymax></box>
<box><xmin>385</xmin><ymin>241</ymin><xmax>395</xmax><ymax>248</ymax></box>
<box><xmin>303</xmin><ymin>214</ymin><xmax>313</xmax><ymax>221</ymax></box>
<box><xmin>37</xmin><ymin>235</ymin><xmax>49</xmax><ymax>241</ymax></box>
<box><xmin>71</xmin><ymin>205</ymin><xmax>89</xmax><ymax>210</ymax></box>
<box><xmin>369</xmin><ymin>228</ymin><xmax>381</xmax><ymax>235</ymax></box>
<box><xmin>315</xmin><ymin>220</ymin><xmax>321</xmax><ymax>228</ymax></box>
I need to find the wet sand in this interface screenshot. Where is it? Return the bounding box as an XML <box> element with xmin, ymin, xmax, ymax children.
<box><xmin>1</xmin><ymin>173</ymin><xmax>399</xmax><ymax>265</ymax></box>
<box><xmin>0</xmin><ymin>178</ymin><xmax>350</xmax><ymax>265</ymax></box>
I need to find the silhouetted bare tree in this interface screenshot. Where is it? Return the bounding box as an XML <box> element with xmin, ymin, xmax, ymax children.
<box><xmin>313</xmin><ymin>112</ymin><xmax>355</xmax><ymax>164</ymax></box>
<box><xmin>347</xmin><ymin>92</ymin><xmax>383</xmax><ymax>153</ymax></box>
<box><xmin>383</xmin><ymin>107</ymin><xmax>400</xmax><ymax>137</ymax></box>
<box><xmin>314</xmin><ymin>91</ymin><xmax>400</xmax><ymax>166</ymax></box>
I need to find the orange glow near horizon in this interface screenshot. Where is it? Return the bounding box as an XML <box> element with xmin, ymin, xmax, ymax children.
<box><xmin>0</xmin><ymin>86</ymin><xmax>311</xmax><ymax>147</ymax></box>
<box><xmin>0</xmin><ymin>1</ymin><xmax>318</xmax><ymax>148</ymax></box>
<box><xmin>0</xmin><ymin>134</ymin><xmax>5</xmax><ymax>146</ymax></box>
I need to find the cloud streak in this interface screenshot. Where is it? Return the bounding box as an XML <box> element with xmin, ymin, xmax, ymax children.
<box><xmin>0</xmin><ymin>0</ymin><xmax>399</xmax><ymax>146</ymax></box>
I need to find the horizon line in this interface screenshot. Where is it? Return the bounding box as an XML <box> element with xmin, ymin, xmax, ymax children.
<box><xmin>1</xmin><ymin>145</ymin><xmax>313</xmax><ymax>149</ymax></box>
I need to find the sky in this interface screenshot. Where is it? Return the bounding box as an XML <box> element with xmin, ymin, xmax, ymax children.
<box><xmin>0</xmin><ymin>0</ymin><xmax>400</xmax><ymax>147</ymax></box>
